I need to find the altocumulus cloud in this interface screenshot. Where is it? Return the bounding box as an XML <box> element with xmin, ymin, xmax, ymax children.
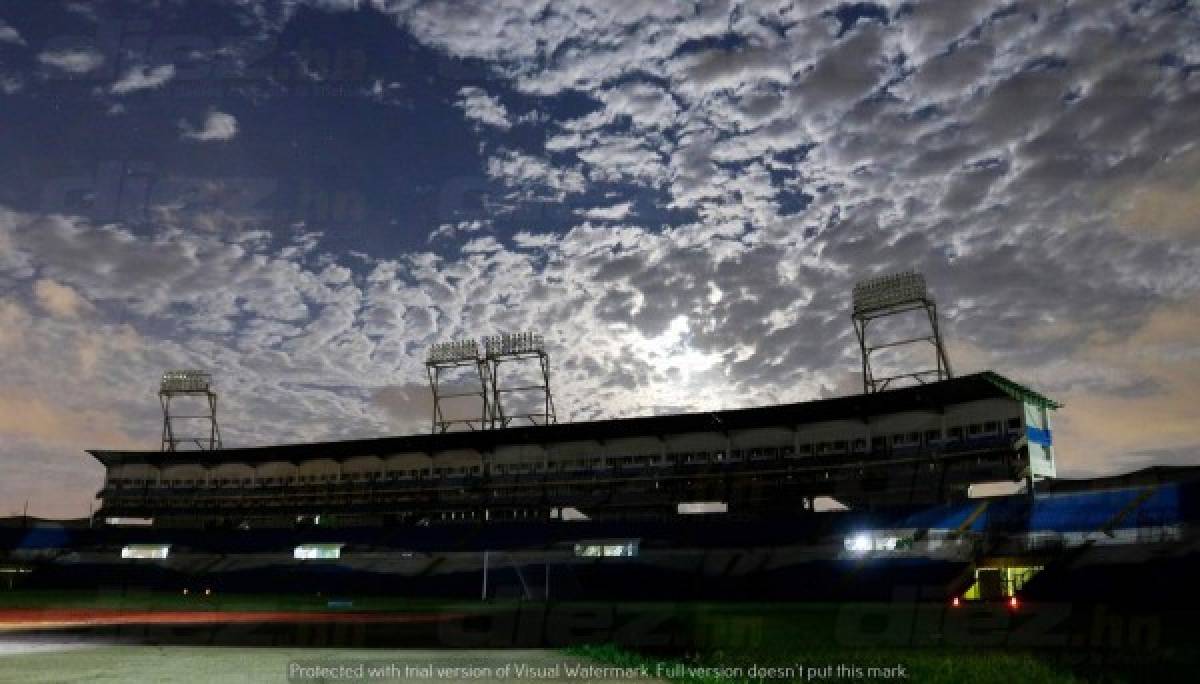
<box><xmin>110</xmin><ymin>64</ymin><xmax>175</xmax><ymax>94</ymax></box>
<box><xmin>37</xmin><ymin>48</ymin><xmax>105</xmax><ymax>74</ymax></box>
<box><xmin>181</xmin><ymin>111</ymin><xmax>239</xmax><ymax>142</ymax></box>
<box><xmin>0</xmin><ymin>18</ymin><xmax>24</xmax><ymax>45</ymax></box>
<box><xmin>456</xmin><ymin>86</ymin><xmax>512</xmax><ymax>130</ymax></box>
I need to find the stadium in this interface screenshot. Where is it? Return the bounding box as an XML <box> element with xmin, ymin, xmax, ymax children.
<box><xmin>4</xmin><ymin>273</ymin><xmax>1197</xmax><ymax>611</ymax></box>
<box><xmin>3</xmin><ymin>272</ymin><xmax>1199</xmax><ymax>684</ymax></box>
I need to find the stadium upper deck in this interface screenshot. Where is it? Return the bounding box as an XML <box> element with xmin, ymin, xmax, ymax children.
<box><xmin>91</xmin><ymin>371</ymin><xmax>1060</xmax><ymax>526</ymax></box>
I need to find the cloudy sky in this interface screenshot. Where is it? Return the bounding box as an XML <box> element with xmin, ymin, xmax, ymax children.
<box><xmin>0</xmin><ymin>0</ymin><xmax>1198</xmax><ymax>518</ymax></box>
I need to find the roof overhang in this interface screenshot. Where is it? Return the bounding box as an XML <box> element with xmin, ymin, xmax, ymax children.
<box><xmin>90</xmin><ymin>371</ymin><xmax>1058</xmax><ymax>468</ymax></box>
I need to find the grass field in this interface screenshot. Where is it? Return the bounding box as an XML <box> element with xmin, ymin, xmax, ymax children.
<box><xmin>1</xmin><ymin>591</ymin><xmax>1196</xmax><ymax>682</ymax></box>
<box><xmin>570</xmin><ymin>601</ymin><xmax>1198</xmax><ymax>684</ymax></box>
<box><xmin>568</xmin><ymin>602</ymin><xmax>1081</xmax><ymax>684</ymax></box>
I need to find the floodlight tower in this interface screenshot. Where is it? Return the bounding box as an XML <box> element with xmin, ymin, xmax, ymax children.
<box><xmin>851</xmin><ymin>271</ymin><xmax>953</xmax><ymax>393</ymax></box>
<box><xmin>425</xmin><ymin>339</ymin><xmax>491</xmax><ymax>433</ymax></box>
<box><xmin>160</xmin><ymin>370</ymin><xmax>222</xmax><ymax>451</ymax></box>
<box><xmin>483</xmin><ymin>331</ymin><xmax>556</xmax><ymax>428</ymax></box>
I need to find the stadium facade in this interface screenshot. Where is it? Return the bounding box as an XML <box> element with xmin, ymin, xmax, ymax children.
<box><xmin>90</xmin><ymin>371</ymin><xmax>1058</xmax><ymax>526</ymax></box>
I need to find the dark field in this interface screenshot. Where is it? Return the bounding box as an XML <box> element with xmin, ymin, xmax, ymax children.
<box><xmin>1</xmin><ymin>591</ymin><xmax>1196</xmax><ymax>683</ymax></box>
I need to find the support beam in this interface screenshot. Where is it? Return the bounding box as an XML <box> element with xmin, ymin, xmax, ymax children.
<box><xmin>851</xmin><ymin>272</ymin><xmax>953</xmax><ymax>394</ymax></box>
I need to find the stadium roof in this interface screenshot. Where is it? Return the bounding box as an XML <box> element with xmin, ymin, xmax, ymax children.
<box><xmin>90</xmin><ymin>371</ymin><xmax>1057</xmax><ymax>467</ymax></box>
<box><xmin>1037</xmin><ymin>464</ymin><xmax>1200</xmax><ymax>493</ymax></box>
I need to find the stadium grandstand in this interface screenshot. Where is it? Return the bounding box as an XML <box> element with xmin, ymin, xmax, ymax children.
<box><xmin>91</xmin><ymin>370</ymin><xmax>1059</xmax><ymax>527</ymax></box>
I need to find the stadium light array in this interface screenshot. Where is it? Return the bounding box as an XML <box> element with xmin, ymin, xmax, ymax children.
<box><xmin>427</xmin><ymin>339</ymin><xmax>480</xmax><ymax>363</ymax></box>
<box><xmin>851</xmin><ymin>271</ymin><xmax>929</xmax><ymax>315</ymax></box>
<box><xmin>160</xmin><ymin>370</ymin><xmax>212</xmax><ymax>393</ymax></box>
<box><xmin>482</xmin><ymin>331</ymin><xmax>545</xmax><ymax>357</ymax></box>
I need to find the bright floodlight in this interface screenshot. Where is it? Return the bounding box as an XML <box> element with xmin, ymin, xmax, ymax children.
<box><xmin>294</xmin><ymin>543</ymin><xmax>342</xmax><ymax>560</ymax></box>
<box><xmin>483</xmin><ymin>331</ymin><xmax>545</xmax><ymax>357</ymax></box>
<box><xmin>160</xmin><ymin>370</ymin><xmax>211</xmax><ymax>393</ymax></box>
<box><xmin>121</xmin><ymin>544</ymin><xmax>170</xmax><ymax>559</ymax></box>
<box><xmin>845</xmin><ymin>533</ymin><xmax>873</xmax><ymax>553</ymax></box>
<box><xmin>427</xmin><ymin>339</ymin><xmax>480</xmax><ymax>363</ymax></box>
<box><xmin>852</xmin><ymin>271</ymin><xmax>929</xmax><ymax>315</ymax></box>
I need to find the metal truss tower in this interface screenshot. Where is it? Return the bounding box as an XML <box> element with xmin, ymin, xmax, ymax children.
<box><xmin>483</xmin><ymin>332</ymin><xmax>556</xmax><ymax>428</ymax></box>
<box><xmin>851</xmin><ymin>271</ymin><xmax>953</xmax><ymax>394</ymax></box>
<box><xmin>160</xmin><ymin>370</ymin><xmax>222</xmax><ymax>451</ymax></box>
<box><xmin>426</xmin><ymin>339</ymin><xmax>492</xmax><ymax>433</ymax></box>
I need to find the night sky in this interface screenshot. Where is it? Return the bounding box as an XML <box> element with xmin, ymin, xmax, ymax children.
<box><xmin>1</xmin><ymin>0</ymin><xmax>1198</xmax><ymax>517</ymax></box>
